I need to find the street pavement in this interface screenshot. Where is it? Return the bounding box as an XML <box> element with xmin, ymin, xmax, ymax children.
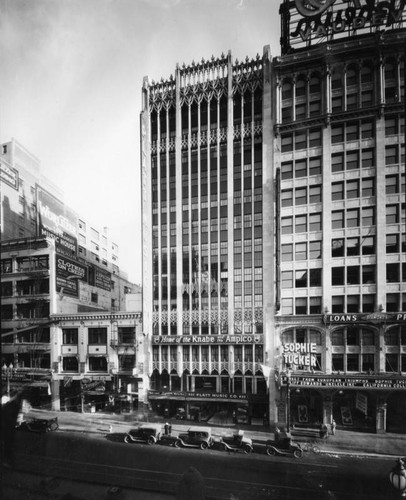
<box><xmin>3</xmin><ymin>408</ymin><xmax>406</xmax><ymax>500</ymax></box>
<box><xmin>26</xmin><ymin>407</ymin><xmax>406</xmax><ymax>459</ymax></box>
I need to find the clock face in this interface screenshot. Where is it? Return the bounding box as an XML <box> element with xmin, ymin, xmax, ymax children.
<box><xmin>294</xmin><ymin>0</ymin><xmax>337</xmax><ymax>18</ymax></box>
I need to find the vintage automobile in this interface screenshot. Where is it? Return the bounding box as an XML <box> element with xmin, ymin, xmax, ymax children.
<box><xmin>17</xmin><ymin>416</ymin><xmax>59</xmax><ymax>433</ymax></box>
<box><xmin>219</xmin><ymin>430</ymin><xmax>253</xmax><ymax>454</ymax></box>
<box><xmin>124</xmin><ymin>423</ymin><xmax>162</xmax><ymax>445</ymax></box>
<box><xmin>172</xmin><ymin>426</ymin><xmax>214</xmax><ymax>450</ymax></box>
<box><xmin>265</xmin><ymin>429</ymin><xmax>303</xmax><ymax>459</ymax></box>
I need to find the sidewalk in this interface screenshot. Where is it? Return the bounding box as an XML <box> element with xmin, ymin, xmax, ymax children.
<box><xmin>28</xmin><ymin>407</ymin><xmax>406</xmax><ymax>459</ymax></box>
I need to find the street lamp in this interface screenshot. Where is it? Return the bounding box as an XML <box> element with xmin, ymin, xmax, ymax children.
<box><xmin>2</xmin><ymin>363</ymin><xmax>14</xmax><ymax>398</ymax></box>
<box><xmin>390</xmin><ymin>458</ymin><xmax>406</xmax><ymax>497</ymax></box>
<box><xmin>286</xmin><ymin>367</ymin><xmax>291</xmax><ymax>432</ymax></box>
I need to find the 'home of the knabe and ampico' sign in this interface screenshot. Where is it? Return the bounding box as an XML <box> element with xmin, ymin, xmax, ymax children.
<box><xmin>280</xmin><ymin>0</ymin><xmax>406</xmax><ymax>53</ymax></box>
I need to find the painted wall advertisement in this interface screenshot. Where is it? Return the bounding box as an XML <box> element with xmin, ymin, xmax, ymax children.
<box><xmin>56</xmin><ymin>255</ymin><xmax>87</xmax><ymax>297</ymax></box>
<box><xmin>0</xmin><ymin>160</ymin><xmax>19</xmax><ymax>189</ymax></box>
<box><xmin>37</xmin><ymin>187</ymin><xmax>78</xmax><ymax>257</ymax></box>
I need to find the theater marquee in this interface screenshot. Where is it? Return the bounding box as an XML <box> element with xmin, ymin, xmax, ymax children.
<box><xmin>280</xmin><ymin>0</ymin><xmax>406</xmax><ymax>53</ymax></box>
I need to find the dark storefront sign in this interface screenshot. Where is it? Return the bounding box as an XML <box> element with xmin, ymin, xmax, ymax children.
<box><xmin>281</xmin><ymin>374</ymin><xmax>406</xmax><ymax>390</ymax></box>
<box><xmin>149</xmin><ymin>391</ymin><xmax>249</xmax><ymax>403</ymax></box>
<box><xmin>94</xmin><ymin>267</ymin><xmax>112</xmax><ymax>291</ymax></box>
<box><xmin>324</xmin><ymin>312</ymin><xmax>406</xmax><ymax>324</ymax></box>
<box><xmin>153</xmin><ymin>334</ymin><xmax>263</xmax><ymax>345</ymax></box>
<box><xmin>56</xmin><ymin>254</ymin><xmax>88</xmax><ymax>297</ymax></box>
<box><xmin>80</xmin><ymin>378</ymin><xmax>106</xmax><ymax>392</ymax></box>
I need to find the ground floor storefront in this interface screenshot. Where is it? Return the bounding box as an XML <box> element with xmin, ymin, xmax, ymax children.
<box><xmin>56</xmin><ymin>374</ymin><xmax>142</xmax><ymax>414</ymax></box>
<box><xmin>148</xmin><ymin>390</ymin><xmax>268</xmax><ymax>426</ymax></box>
<box><xmin>279</xmin><ymin>373</ymin><xmax>406</xmax><ymax>434</ymax></box>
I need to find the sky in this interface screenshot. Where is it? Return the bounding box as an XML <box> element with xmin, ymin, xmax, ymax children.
<box><xmin>0</xmin><ymin>0</ymin><xmax>280</xmax><ymax>285</ymax></box>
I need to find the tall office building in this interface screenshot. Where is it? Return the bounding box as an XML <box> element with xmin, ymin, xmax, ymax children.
<box><xmin>274</xmin><ymin>0</ymin><xmax>406</xmax><ymax>433</ymax></box>
<box><xmin>140</xmin><ymin>50</ymin><xmax>275</xmax><ymax>423</ymax></box>
<box><xmin>141</xmin><ymin>1</ymin><xmax>406</xmax><ymax>433</ymax></box>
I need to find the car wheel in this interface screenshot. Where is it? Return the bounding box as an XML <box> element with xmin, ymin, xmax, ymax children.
<box><xmin>49</xmin><ymin>422</ymin><xmax>59</xmax><ymax>431</ymax></box>
<box><xmin>243</xmin><ymin>445</ymin><xmax>252</xmax><ymax>454</ymax></box>
<box><xmin>266</xmin><ymin>447</ymin><xmax>276</xmax><ymax>456</ymax></box>
<box><xmin>147</xmin><ymin>436</ymin><xmax>155</xmax><ymax>445</ymax></box>
<box><xmin>294</xmin><ymin>449</ymin><xmax>303</xmax><ymax>459</ymax></box>
<box><xmin>200</xmin><ymin>441</ymin><xmax>208</xmax><ymax>450</ymax></box>
<box><xmin>124</xmin><ymin>435</ymin><xmax>131</xmax><ymax>444</ymax></box>
<box><xmin>174</xmin><ymin>440</ymin><xmax>181</xmax><ymax>448</ymax></box>
<box><xmin>312</xmin><ymin>445</ymin><xmax>320</xmax><ymax>454</ymax></box>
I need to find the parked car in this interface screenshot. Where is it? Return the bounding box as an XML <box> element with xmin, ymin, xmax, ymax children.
<box><xmin>265</xmin><ymin>429</ymin><xmax>303</xmax><ymax>459</ymax></box>
<box><xmin>172</xmin><ymin>426</ymin><xmax>214</xmax><ymax>450</ymax></box>
<box><xmin>17</xmin><ymin>417</ymin><xmax>59</xmax><ymax>433</ymax></box>
<box><xmin>219</xmin><ymin>430</ymin><xmax>253</xmax><ymax>454</ymax></box>
<box><xmin>124</xmin><ymin>423</ymin><xmax>162</xmax><ymax>445</ymax></box>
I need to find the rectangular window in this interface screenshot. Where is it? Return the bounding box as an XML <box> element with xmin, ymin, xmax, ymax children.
<box><xmin>347</xmin><ymin>266</ymin><xmax>360</xmax><ymax>285</ymax></box>
<box><xmin>332</xmin><ymin>238</ymin><xmax>344</xmax><ymax>257</ymax></box>
<box><xmin>332</xmin><ymin>153</ymin><xmax>344</xmax><ymax>172</ymax></box>
<box><xmin>346</xmin><ymin>209</ymin><xmax>360</xmax><ymax>228</ymax></box>
<box><xmin>281</xmin><ymin>189</ymin><xmax>293</xmax><ymax>207</ymax></box>
<box><xmin>386</xmin><ymin>175</ymin><xmax>399</xmax><ymax>194</ymax></box>
<box><xmin>362</xmin><ymin>236</ymin><xmax>375</xmax><ymax>255</ymax></box>
<box><xmin>281</xmin><ymin>161</ymin><xmax>293</xmax><ymax>180</ymax></box>
<box><xmin>309</xmin><ymin>241</ymin><xmax>321</xmax><ymax>259</ymax></box>
<box><xmin>386</xmin><ymin>205</ymin><xmax>399</xmax><ymax>224</ymax></box>
<box><xmin>386</xmin><ymin>234</ymin><xmax>399</xmax><ymax>253</ymax></box>
<box><xmin>385</xmin><ymin>145</ymin><xmax>398</xmax><ymax>165</ymax></box>
<box><xmin>347</xmin><ymin>180</ymin><xmax>359</xmax><ymax>199</ymax></box>
<box><xmin>332</xmin><ymin>210</ymin><xmax>344</xmax><ymax>229</ymax></box>
<box><xmin>281</xmin><ymin>217</ymin><xmax>293</xmax><ymax>234</ymax></box>
<box><xmin>332</xmin><ymin>354</ymin><xmax>344</xmax><ymax>371</ymax></box>
<box><xmin>332</xmin><ymin>182</ymin><xmax>344</xmax><ymax>201</ymax></box>
<box><xmin>309</xmin><ymin>128</ymin><xmax>321</xmax><ymax>147</ymax></box>
<box><xmin>295</xmin><ymin>159</ymin><xmax>307</xmax><ymax>178</ymax></box>
<box><xmin>309</xmin><ymin>213</ymin><xmax>322</xmax><ymax>232</ymax></box>
<box><xmin>309</xmin><ymin>268</ymin><xmax>322</xmax><ymax>287</ymax></box>
<box><xmin>295</xmin><ymin>297</ymin><xmax>307</xmax><ymax>314</ymax></box>
<box><xmin>362</xmin><ymin>207</ymin><xmax>375</xmax><ymax>227</ymax></box>
<box><xmin>347</xmin><ymin>354</ymin><xmax>359</xmax><ymax>372</ymax></box>
<box><xmin>332</xmin><ymin>267</ymin><xmax>345</xmax><ymax>286</ymax></box>
<box><xmin>282</xmin><ymin>271</ymin><xmax>293</xmax><ymax>289</ymax></box>
<box><xmin>362</xmin><ymin>265</ymin><xmax>375</xmax><ymax>284</ymax></box>
<box><xmin>387</xmin><ymin>263</ymin><xmax>400</xmax><ymax>283</ymax></box>
<box><xmin>295</xmin><ymin>215</ymin><xmax>307</xmax><ymax>233</ymax></box>
<box><xmin>332</xmin><ymin>296</ymin><xmax>344</xmax><ymax>313</ymax></box>
<box><xmin>295</xmin><ymin>187</ymin><xmax>307</xmax><ymax>205</ymax></box>
<box><xmin>362</xmin><ymin>149</ymin><xmax>374</xmax><ymax>169</ymax></box>
<box><xmin>331</xmin><ymin>125</ymin><xmax>344</xmax><ymax>144</ymax></box>
<box><xmin>88</xmin><ymin>328</ymin><xmax>107</xmax><ymax>345</ymax></box>
<box><xmin>295</xmin><ymin>270</ymin><xmax>307</xmax><ymax>287</ymax></box>
<box><xmin>309</xmin><ymin>157</ymin><xmax>321</xmax><ymax>176</ymax></box>
<box><xmin>347</xmin><ymin>237</ymin><xmax>360</xmax><ymax>256</ymax></box>
<box><xmin>346</xmin><ymin>151</ymin><xmax>359</xmax><ymax>170</ymax></box>
<box><xmin>295</xmin><ymin>242</ymin><xmax>307</xmax><ymax>261</ymax></box>
<box><xmin>309</xmin><ymin>185</ymin><xmax>322</xmax><ymax>203</ymax></box>
<box><xmin>309</xmin><ymin>296</ymin><xmax>322</xmax><ymax>314</ymax></box>
<box><xmin>362</xmin><ymin>178</ymin><xmax>375</xmax><ymax>197</ymax></box>
<box><xmin>63</xmin><ymin>329</ymin><xmax>78</xmax><ymax>345</ymax></box>
<box><xmin>282</xmin><ymin>244</ymin><xmax>293</xmax><ymax>261</ymax></box>
<box><xmin>295</xmin><ymin>131</ymin><xmax>307</xmax><ymax>150</ymax></box>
